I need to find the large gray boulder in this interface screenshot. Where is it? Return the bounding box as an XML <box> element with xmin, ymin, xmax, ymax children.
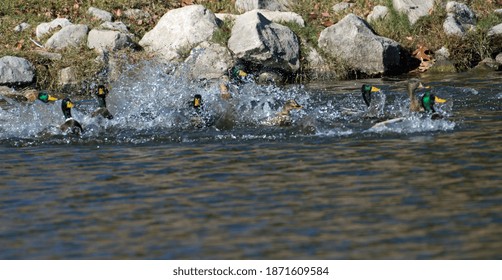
<box><xmin>235</xmin><ymin>0</ymin><xmax>294</xmax><ymax>12</ymax></box>
<box><xmin>44</xmin><ymin>24</ymin><xmax>89</xmax><ymax>50</ymax></box>
<box><xmin>87</xmin><ymin>29</ymin><xmax>135</xmax><ymax>51</ymax></box>
<box><xmin>0</xmin><ymin>56</ymin><xmax>35</xmax><ymax>85</ymax></box>
<box><xmin>36</xmin><ymin>18</ymin><xmax>72</xmax><ymax>39</ymax></box>
<box><xmin>139</xmin><ymin>5</ymin><xmax>219</xmax><ymax>62</ymax></box>
<box><xmin>318</xmin><ymin>14</ymin><xmax>404</xmax><ymax>76</ymax></box>
<box><xmin>392</xmin><ymin>0</ymin><xmax>434</xmax><ymax>25</ymax></box>
<box><xmin>184</xmin><ymin>41</ymin><xmax>233</xmax><ymax>81</ymax></box>
<box><xmin>228</xmin><ymin>10</ymin><xmax>300</xmax><ymax>73</ymax></box>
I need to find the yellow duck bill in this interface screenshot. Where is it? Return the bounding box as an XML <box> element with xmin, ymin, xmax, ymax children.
<box><xmin>48</xmin><ymin>95</ymin><xmax>58</xmax><ymax>101</ymax></box>
<box><xmin>370</xmin><ymin>86</ymin><xmax>380</xmax><ymax>92</ymax></box>
<box><xmin>434</xmin><ymin>96</ymin><xmax>447</xmax><ymax>103</ymax></box>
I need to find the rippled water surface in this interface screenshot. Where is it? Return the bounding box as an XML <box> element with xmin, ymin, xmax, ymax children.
<box><xmin>1</xmin><ymin>66</ymin><xmax>501</xmax><ymax>259</ymax></box>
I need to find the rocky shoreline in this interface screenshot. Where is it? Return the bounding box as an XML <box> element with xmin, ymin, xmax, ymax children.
<box><xmin>1</xmin><ymin>1</ymin><xmax>502</xmax><ymax>99</ymax></box>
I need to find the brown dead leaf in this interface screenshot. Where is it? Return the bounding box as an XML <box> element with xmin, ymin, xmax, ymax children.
<box><xmin>321</xmin><ymin>12</ymin><xmax>330</xmax><ymax>17</ymax></box>
<box><xmin>309</xmin><ymin>12</ymin><xmax>318</xmax><ymax>20</ymax></box>
<box><xmin>412</xmin><ymin>45</ymin><xmax>432</xmax><ymax>61</ymax></box>
<box><xmin>181</xmin><ymin>0</ymin><xmax>194</xmax><ymax>7</ymax></box>
<box><xmin>114</xmin><ymin>9</ymin><xmax>122</xmax><ymax>17</ymax></box>
<box><xmin>322</xmin><ymin>20</ymin><xmax>334</xmax><ymax>27</ymax></box>
<box><xmin>15</xmin><ymin>39</ymin><xmax>24</xmax><ymax>50</ymax></box>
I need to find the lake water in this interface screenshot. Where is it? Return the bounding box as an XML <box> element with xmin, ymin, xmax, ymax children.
<box><xmin>1</xmin><ymin>64</ymin><xmax>501</xmax><ymax>259</ymax></box>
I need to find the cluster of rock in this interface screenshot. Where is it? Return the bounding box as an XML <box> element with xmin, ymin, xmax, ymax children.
<box><xmin>1</xmin><ymin>0</ymin><xmax>502</xmax><ymax>92</ymax></box>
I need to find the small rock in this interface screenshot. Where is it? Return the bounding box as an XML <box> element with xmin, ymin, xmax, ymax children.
<box><xmin>392</xmin><ymin>0</ymin><xmax>434</xmax><ymax>25</ymax></box>
<box><xmin>123</xmin><ymin>9</ymin><xmax>151</xmax><ymax>19</ymax></box>
<box><xmin>256</xmin><ymin>10</ymin><xmax>305</xmax><ymax>27</ymax></box>
<box><xmin>59</xmin><ymin>67</ymin><xmax>79</xmax><ymax>86</ymax></box>
<box><xmin>36</xmin><ymin>18</ymin><xmax>72</xmax><ymax>39</ymax></box>
<box><xmin>435</xmin><ymin>47</ymin><xmax>450</xmax><ymax>61</ymax></box>
<box><xmin>45</xmin><ymin>24</ymin><xmax>89</xmax><ymax>50</ymax></box>
<box><xmin>235</xmin><ymin>0</ymin><xmax>294</xmax><ymax>13</ymax></box>
<box><xmin>87</xmin><ymin>29</ymin><xmax>136</xmax><ymax>51</ymax></box>
<box><xmin>488</xmin><ymin>23</ymin><xmax>502</xmax><ymax>37</ymax></box>
<box><xmin>100</xmin><ymin>21</ymin><xmax>130</xmax><ymax>34</ymax></box>
<box><xmin>443</xmin><ymin>15</ymin><xmax>465</xmax><ymax>37</ymax></box>
<box><xmin>495</xmin><ymin>9</ymin><xmax>502</xmax><ymax>16</ymax></box>
<box><xmin>332</xmin><ymin>2</ymin><xmax>354</xmax><ymax>13</ymax></box>
<box><xmin>367</xmin><ymin>5</ymin><xmax>389</xmax><ymax>22</ymax></box>
<box><xmin>446</xmin><ymin>1</ymin><xmax>476</xmax><ymax>26</ymax></box>
<box><xmin>14</xmin><ymin>22</ymin><xmax>31</xmax><ymax>32</ymax></box>
<box><xmin>88</xmin><ymin>7</ymin><xmax>113</xmax><ymax>22</ymax></box>
<box><xmin>496</xmin><ymin>53</ymin><xmax>502</xmax><ymax>64</ymax></box>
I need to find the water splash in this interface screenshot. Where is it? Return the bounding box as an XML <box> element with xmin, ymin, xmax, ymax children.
<box><xmin>0</xmin><ymin>61</ymin><xmax>459</xmax><ymax>146</ymax></box>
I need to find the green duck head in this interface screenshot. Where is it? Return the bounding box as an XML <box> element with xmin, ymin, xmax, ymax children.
<box><xmin>421</xmin><ymin>91</ymin><xmax>447</xmax><ymax>113</ymax></box>
<box><xmin>361</xmin><ymin>85</ymin><xmax>381</xmax><ymax>107</ymax></box>
<box><xmin>37</xmin><ymin>91</ymin><xmax>58</xmax><ymax>103</ymax></box>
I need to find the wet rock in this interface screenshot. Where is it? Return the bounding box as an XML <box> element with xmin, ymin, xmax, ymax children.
<box><xmin>44</xmin><ymin>24</ymin><xmax>89</xmax><ymax>50</ymax></box>
<box><xmin>318</xmin><ymin>14</ymin><xmax>404</xmax><ymax>76</ymax></box>
<box><xmin>88</xmin><ymin>7</ymin><xmax>113</xmax><ymax>22</ymax></box>
<box><xmin>392</xmin><ymin>0</ymin><xmax>434</xmax><ymax>25</ymax></box>
<box><xmin>14</xmin><ymin>22</ymin><xmax>30</xmax><ymax>32</ymax></box>
<box><xmin>332</xmin><ymin>2</ymin><xmax>354</xmax><ymax>13</ymax></box>
<box><xmin>257</xmin><ymin>70</ymin><xmax>284</xmax><ymax>84</ymax></box>
<box><xmin>183</xmin><ymin>41</ymin><xmax>233</xmax><ymax>81</ymax></box>
<box><xmin>473</xmin><ymin>58</ymin><xmax>501</xmax><ymax>71</ymax></box>
<box><xmin>87</xmin><ymin>29</ymin><xmax>135</xmax><ymax>51</ymax></box>
<box><xmin>139</xmin><ymin>5</ymin><xmax>219</xmax><ymax>62</ymax></box>
<box><xmin>367</xmin><ymin>5</ymin><xmax>389</xmax><ymax>22</ymax></box>
<box><xmin>228</xmin><ymin>10</ymin><xmax>300</xmax><ymax>74</ymax></box>
<box><xmin>235</xmin><ymin>0</ymin><xmax>294</xmax><ymax>13</ymax></box>
<box><xmin>36</xmin><ymin>18</ymin><xmax>72</xmax><ymax>39</ymax></box>
<box><xmin>0</xmin><ymin>56</ymin><xmax>35</xmax><ymax>85</ymax></box>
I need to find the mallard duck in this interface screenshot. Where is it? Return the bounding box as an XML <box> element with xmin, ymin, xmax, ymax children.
<box><xmin>60</xmin><ymin>98</ymin><xmax>83</xmax><ymax>135</ymax></box>
<box><xmin>1</xmin><ymin>90</ymin><xmax>58</xmax><ymax>103</ymax></box>
<box><xmin>190</xmin><ymin>94</ymin><xmax>213</xmax><ymax>128</ymax></box>
<box><xmin>90</xmin><ymin>85</ymin><xmax>113</xmax><ymax>119</ymax></box>
<box><xmin>407</xmin><ymin>79</ymin><xmax>447</xmax><ymax>114</ymax></box>
<box><xmin>228</xmin><ymin>63</ymin><xmax>248</xmax><ymax>82</ymax></box>
<box><xmin>262</xmin><ymin>99</ymin><xmax>303</xmax><ymax>126</ymax></box>
<box><xmin>361</xmin><ymin>85</ymin><xmax>381</xmax><ymax>107</ymax></box>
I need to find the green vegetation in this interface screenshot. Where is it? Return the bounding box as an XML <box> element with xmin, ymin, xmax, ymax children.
<box><xmin>0</xmin><ymin>0</ymin><xmax>501</xmax><ymax>90</ymax></box>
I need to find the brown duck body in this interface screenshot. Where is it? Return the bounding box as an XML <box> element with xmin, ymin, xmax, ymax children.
<box><xmin>407</xmin><ymin>79</ymin><xmax>425</xmax><ymax>112</ymax></box>
<box><xmin>263</xmin><ymin>100</ymin><xmax>303</xmax><ymax>126</ymax></box>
